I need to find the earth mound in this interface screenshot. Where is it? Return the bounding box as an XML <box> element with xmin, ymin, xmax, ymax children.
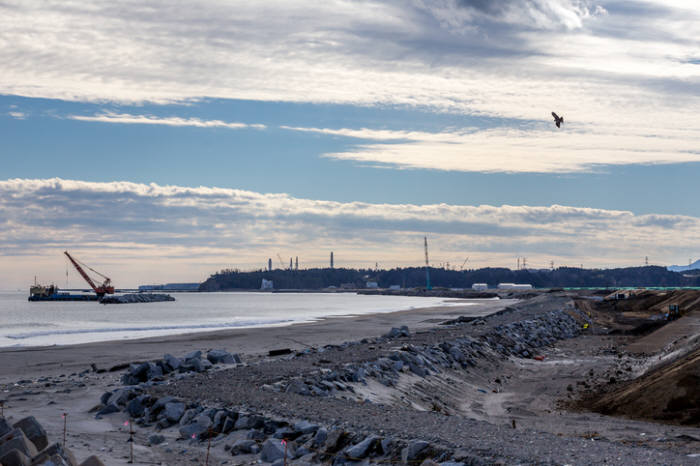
<box><xmin>581</xmin><ymin>345</ymin><xmax>700</xmax><ymax>426</ymax></box>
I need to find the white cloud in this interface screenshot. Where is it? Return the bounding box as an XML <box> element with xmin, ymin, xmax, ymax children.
<box><xmin>8</xmin><ymin>111</ymin><xmax>25</xmax><ymax>119</ymax></box>
<box><xmin>68</xmin><ymin>112</ymin><xmax>265</xmax><ymax>130</ymax></box>
<box><xmin>287</xmin><ymin>124</ymin><xmax>700</xmax><ymax>173</ymax></box>
<box><xmin>1</xmin><ymin>2</ymin><xmax>699</xmax><ymax>173</ymax></box>
<box><xmin>1</xmin><ymin>178</ymin><xmax>698</xmax><ymax>288</ymax></box>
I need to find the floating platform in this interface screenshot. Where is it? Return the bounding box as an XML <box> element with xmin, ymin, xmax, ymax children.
<box><xmin>28</xmin><ymin>293</ymin><xmax>99</xmax><ymax>302</ymax></box>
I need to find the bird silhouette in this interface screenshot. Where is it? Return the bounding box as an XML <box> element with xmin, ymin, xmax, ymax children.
<box><xmin>551</xmin><ymin>112</ymin><xmax>564</xmax><ymax>128</ymax></box>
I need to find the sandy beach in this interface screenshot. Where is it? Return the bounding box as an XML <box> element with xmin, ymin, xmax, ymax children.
<box><xmin>1</xmin><ymin>292</ymin><xmax>700</xmax><ymax>465</ymax></box>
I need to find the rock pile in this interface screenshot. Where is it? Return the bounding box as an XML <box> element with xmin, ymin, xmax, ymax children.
<box><xmin>119</xmin><ymin>349</ymin><xmax>241</xmax><ymax>386</ymax></box>
<box><xmin>267</xmin><ymin>309</ymin><xmax>586</xmax><ymax>397</ymax></box>
<box><xmin>100</xmin><ymin>293</ymin><xmax>175</xmax><ymax>304</ymax></box>
<box><xmin>95</xmin><ymin>349</ymin><xmax>241</xmax><ymax>420</ymax></box>
<box><xmin>94</xmin><ymin>391</ymin><xmax>474</xmax><ymax>465</ymax></box>
<box><xmin>0</xmin><ymin>415</ymin><xmax>105</xmax><ymax>466</ymax></box>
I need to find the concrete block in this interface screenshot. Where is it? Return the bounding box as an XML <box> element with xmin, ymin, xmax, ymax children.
<box><xmin>0</xmin><ymin>429</ymin><xmax>38</xmax><ymax>459</ymax></box>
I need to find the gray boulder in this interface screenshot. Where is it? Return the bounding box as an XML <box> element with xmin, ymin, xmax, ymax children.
<box><xmin>402</xmin><ymin>441</ymin><xmax>430</xmax><ymax>464</ymax></box>
<box><xmin>312</xmin><ymin>427</ymin><xmax>327</xmax><ymax>447</ymax></box>
<box><xmin>293</xmin><ymin>420</ymin><xmax>319</xmax><ymax>435</ymax></box>
<box><xmin>221</xmin><ymin>416</ymin><xmax>236</xmax><ymax>433</ymax></box>
<box><xmin>179</xmin><ymin>408</ymin><xmax>199</xmax><ymax>426</ymax></box>
<box><xmin>178</xmin><ymin>414</ymin><xmax>212</xmax><ymax>440</ymax></box>
<box><xmin>163</xmin><ymin>354</ymin><xmax>182</xmax><ymax>371</ymax></box>
<box><xmin>107</xmin><ymin>388</ymin><xmax>136</xmax><ymax>407</ymax></box>
<box><xmin>183</xmin><ymin>350</ymin><xmax>201</xmax><ymax>361</ymax></box>
<box><xmin>148</xmin><ymin>434</ymin><xmax>165</xmax><ymax>445</ymax></box>
<box><xmin>345</xmin><ymin>435</ymin><xmax>379</xmax><ymax>459</ymax></box>
<box><xmin>126</xmin><ymin>396</ymin><xmax>147</xmax><ymax>418</ymax></box>
<box><xmin>230</xmin><ymin>439</ymin><xmax>257</xmax><ymax>455</ymax></box>
<box><xmin>163</xmin><ymin>402</ymin><xmax>185</xmax><ymax>423</ymax></box>
<box><xmin>94</xmin><ymin>403</ymin><xmax>119</xmax><ymax>418</ymax></box>
<box><xmin>260</xmin><ymin>438</ymin><xmax>293</xmax><ymax>463</ymax></box>
<box><xmin>151</xmin><ymin>396</ymin><xmax>177</xmax><ymax>414</ymax></box>
<box><xmin>207</xmin><ymin>349</ymin><xmax>241</xmax><ymax>364</ymax></box>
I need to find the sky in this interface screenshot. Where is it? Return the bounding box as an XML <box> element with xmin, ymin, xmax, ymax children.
<box><xmin>2</xmin><ymin>0</ymin><xmax>700</xmax><ymax>289</ymax></box>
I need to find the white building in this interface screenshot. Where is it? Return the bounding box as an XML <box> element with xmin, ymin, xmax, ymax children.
<box><xmin>497</xmin><ymin>283</ymin><xmax>533</xmax><ymax>290</ymax></box>
<box><xmin>471</xmin><ymin>283</ymin><xmax>488</xmax><ymax>291</ymax></box>
<box><xmin>366</xmin><ymin>281</ymin><xmax>379</xmax><ymax>289</ymax></box>
<box><xmin>260</xmin><ymin>278</ymin><xmax>274</xmax><ymax>290</ymax></box>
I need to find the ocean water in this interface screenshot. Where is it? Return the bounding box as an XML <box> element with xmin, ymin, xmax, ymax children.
<box><xmin>0</xmin><ymin>291</ymin><xmax>475</xmax><ymax>347</ymax></box>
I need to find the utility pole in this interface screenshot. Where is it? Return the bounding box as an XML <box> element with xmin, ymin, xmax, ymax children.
<box><xmin>522</xmin><ymin>257</ymin><xmax>527</xmax><ymax>269</ymax></box>
<box><xmin>645</xmin><ymin>256</ymin><xmax>649</xmax><ymax>266</ymax></box>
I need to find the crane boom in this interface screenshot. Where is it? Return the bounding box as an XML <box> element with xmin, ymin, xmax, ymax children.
<box><xmin>64</xmin><ymin>251</ymin><xmax>114</xmax><ymax>296</ymax></box>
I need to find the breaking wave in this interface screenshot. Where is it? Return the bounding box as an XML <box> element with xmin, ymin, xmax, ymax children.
<box><xmin>5</xmin><ymin>319</ymin><xmax>294</xmax><ymax>340</ymax></box>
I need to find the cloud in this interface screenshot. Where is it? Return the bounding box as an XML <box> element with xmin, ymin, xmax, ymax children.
<box><xmin>68</xmin><ymin>112</ymin><xmax>265</xmax><ymax>130</ymax></box>
<box><xmin>286</xmin><ymin>124</ymin><xmax>700</xmax><ymax>173</ymax></box>
<box><xmin>1</xmin><ymin>2</ymin><xmax>699</xmax><ymax>174</ymax></box>
<box><xmin>8</xmin><ymin>111</ymin><xmax>25</xmax><ymax>119</ymax></box>
<box><xmin>431</xmin><ymin>0</ymin><xmax>602</xmax><ymax>30</ymax></box>
<box><xmin>1</xmin><ymin>178</ymin><xmax>699</xmax><ymax>287</ymax></box>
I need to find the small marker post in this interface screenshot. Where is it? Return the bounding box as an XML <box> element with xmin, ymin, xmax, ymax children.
<box><xmin>282</xmin><ymin>438</ymin><xmax>288</xmax><ymax>466</ymax></box>
<box><xmin>205</xmin><ymin>427</ymin><xmax>213</xmax><ymax>466</ymax></box>
<box><xmin>62</xmin><ymin>413</ymin><xmax>67</xmax><ymax>446</ymax></box>
<box><xmin>125</xmin><ymin>420</ymin><xmax>134</xmax><ymax>464</ymax></box>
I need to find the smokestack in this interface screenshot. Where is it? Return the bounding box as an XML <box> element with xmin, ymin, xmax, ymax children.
<box><xmin>330</xmin><ymin>251</ymin><xmax>334</xmax><ymax>269</ymax></box>
<box><xmin>268</xmin><ymin>258</ymin><xmax>272</xmax><ymax>272</ymax></box>
<box><xmin>295</xmin><ymin>256</ymin><xmax>299</xmax><ymax>270</ymax></box>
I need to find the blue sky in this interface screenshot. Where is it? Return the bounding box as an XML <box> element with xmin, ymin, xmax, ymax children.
<box><xmin>2</xmin><ymin>0</ymin><xmax>700</xmax><ymax>287</ymax></box>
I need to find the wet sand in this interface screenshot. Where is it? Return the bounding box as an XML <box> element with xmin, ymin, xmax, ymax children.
<box><xmin>0</xmin><ymin>299</ymin><xmax>510</xmax><ymax>383</ymax></box>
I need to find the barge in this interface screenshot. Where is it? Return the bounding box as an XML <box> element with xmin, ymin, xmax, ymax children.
<box><xmin>28</xmin><ymin>282</ymin><xmax>98</xmax><ymax>302</ymax></box>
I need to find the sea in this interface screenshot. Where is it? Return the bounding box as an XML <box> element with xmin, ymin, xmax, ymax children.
<box><xmin>0</xmin><ymin>291</ymin><xmax>476</xmax><ymax>348</ymax></box>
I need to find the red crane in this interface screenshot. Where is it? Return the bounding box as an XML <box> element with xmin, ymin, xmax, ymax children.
<box><xmin>64</xmin><ymin>251</ymin><xmax>115</xmax><ymax>296</ymax></box>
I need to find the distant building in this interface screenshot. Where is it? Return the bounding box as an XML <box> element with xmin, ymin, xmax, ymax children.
<box><xmin>472</xmin><ymin>283</ymin><xmax>488</xmax><ymax>291</ymax></box>
<box><xmin>389</xmin><ymin>285</ymin><xmax>401</xmax><ymax>290</ymax></box>
<box><xmin>497</xmin><ymin>283</ymin><xmax>532</xmax><ymax>290</ymax></box>
<box><xmin>340</xmin><ymin>283</ymin><xmax>355</xmax><ymax>289</ymax></box>
<box><xmin>366</xmin><ymin>281</ymin><xmax>379</xmax><ymax>289</ymax></box>
<box><xmin>261</xmin><ymin>279</ymin><xmax>274</xmax><ymax>290</ymax></box>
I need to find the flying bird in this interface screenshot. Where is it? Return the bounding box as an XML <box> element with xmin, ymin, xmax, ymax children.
<box><xmin>551</xmin><ymin>112</ymin><xmax>564</xmax><ymax>128</ymax></box>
